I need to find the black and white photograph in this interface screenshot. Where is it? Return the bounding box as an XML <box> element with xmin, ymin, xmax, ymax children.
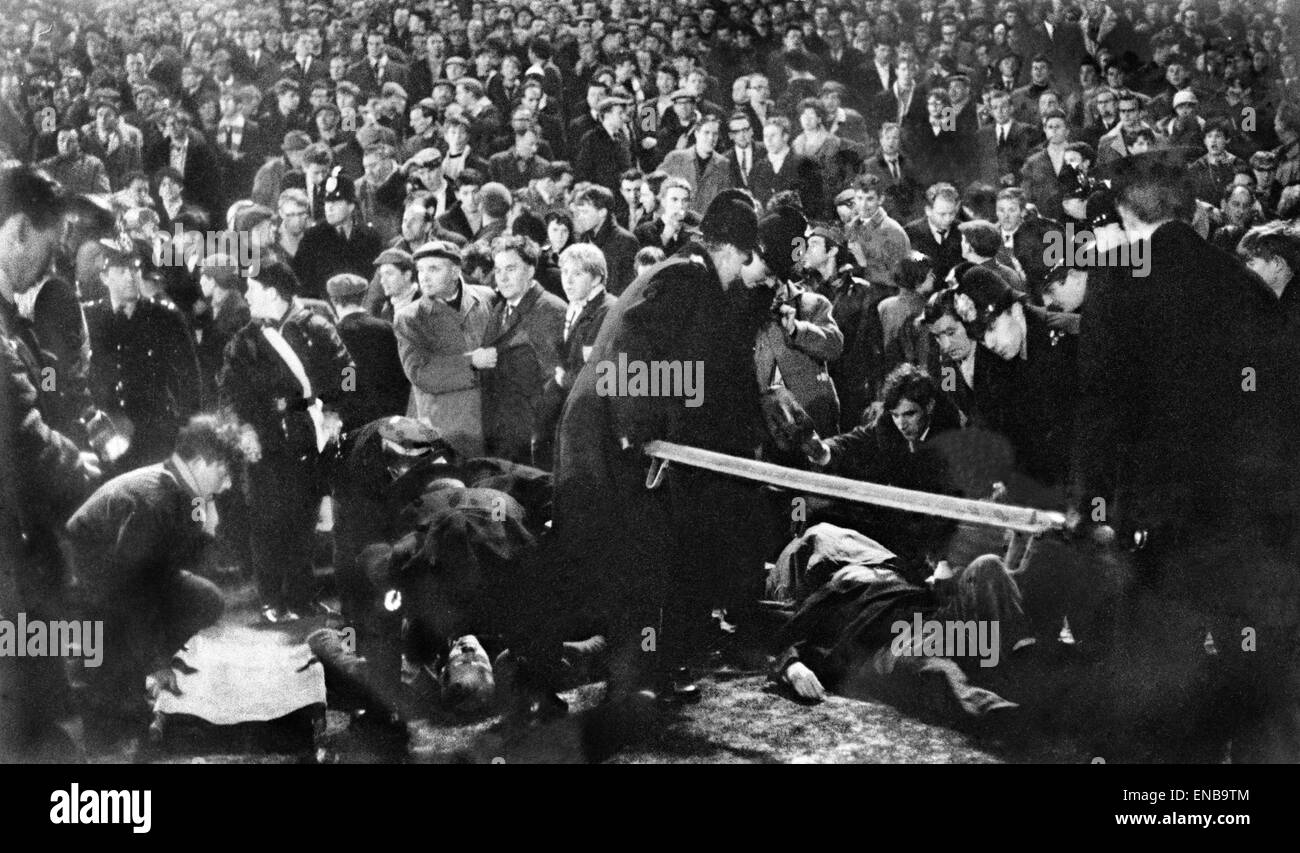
<box><xmin>0</xmin><ymin>0</ymin><xmax>1297</xmax><ymax>817</ymax></box>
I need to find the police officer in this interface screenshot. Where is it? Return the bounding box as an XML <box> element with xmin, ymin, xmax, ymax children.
<box><xmin>217</xmin><ymin>260</ymin><xmax>356</xmax><ymax>622</ymax></box>
<box><xmin>550</xmin><ymin>189</ymin><xmax>800</xmax><ymax>709</ymax></box>
<box><xmin>83</xmin><ymin>238</ymin><xmax>202</xmax><ymax>472</ymax></box>
<box><xmin>292</xmin><ymin>168</ymin><xmax>385</xmax><ymax>301</ymax></box>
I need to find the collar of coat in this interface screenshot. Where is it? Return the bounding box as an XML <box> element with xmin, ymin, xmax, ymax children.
<box><xmin>487</xmin><ymin>282</ymin><xmax>543</xmax><ymax>331</ymax></box>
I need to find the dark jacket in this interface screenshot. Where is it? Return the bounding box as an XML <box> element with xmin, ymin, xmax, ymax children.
<box><xmin>553</xmin><ymin>250</ymin><xmax>768</xmax><ymax>636</ymax></box>
<box><xmin>1072</xmin><ymin>222</ymin><xmax>1287</xmax><ymax>600</ymax></box>
<box><xmin>574</xmin><ymin>125</ymin><xmax>633</xmax><ymax>199</ymax></box>
<box><xmin>479</xmin><ymin>282</ymin><xmax>567</xmax><ymax>464</ymax></box>
<box><xmin>83</xmin><ymin>297</ymin><xmax>202</xmax><ymax>465</ymax></box>
<box><xmin>335</xmin><ymin>310</ymin><xmax>411</xmax><ymax>430</ymax></box>
<box><xmin>903</xmin><ymin>218</ymin><xmax>965</xmax><ymax>285</ymax></box>
<box><xmin>64</xmin><ymin>458</ymin><xmax>211</xmax><ymax>601</ymax></box>
<box><xmin>0</xmin><ymin>299</ymin><xmax>96</xmax><ymax>620</ymax></box>
<box><xmin>749</xmin><ymin>148</ymin><xmax>824</xmax><ymax>214</ymax></box>
<box><xmin>193</xmin><ymin>291</ymin><xmax>251</xmax><ymax>408</ymax></box>
<box><xmin>534</xmin><ymin>289</ymin><xmax>617</xmax><ymax>470</ymax></box>
<box><xmin>580</xmin><ymin>217</ymin><xmax>640</xmax><ymax>297</ymax></box>
<box><xmin>293</xmin><ymin>221</ymin><xmax>385</xmax><ymax>302</ymax></box>
<box><xmin>217</xmin><ymin>301</ymin><xmax>356</xmax><ymax>460</ymax></box>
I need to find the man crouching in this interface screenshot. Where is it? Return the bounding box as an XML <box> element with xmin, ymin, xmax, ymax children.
<box><xmin>64</xmin><ymin>414</ymin><xmax>245</xmax><ymax>752</ymax></box>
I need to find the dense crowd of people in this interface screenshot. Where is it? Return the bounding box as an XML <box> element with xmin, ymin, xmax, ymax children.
<box><xmin>2</xmin><ymin>0</ymin><xmax>1299</xmax><ymax>763</ymax></box>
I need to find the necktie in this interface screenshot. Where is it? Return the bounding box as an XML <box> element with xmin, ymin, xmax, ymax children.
<box><xmin>564</xmin><ymin>304</ymin><xmax>580</xmax><ymax>341</ymax></box>
<box><xmin>998</xmin><ymin>126</ymin><xmax>1006</xmax><ymax>146</ymax></box>
<box><xmin>742</xmin><ymin>148</ymin><xmax>750</xmax><ymax>179</ymax></box>
<box><xmin>889</xmin><ymin>159</ymin><xmax>900</xmax><ymax>180</ymax></box>
<box><xmin>1003</xmin><ymin>230</ymin><xmax>1014</xmax><ymax>249</ymax></box>
<box><xmin>503</xmin><ymin>303</ymin><xmax>513</xmax><ymax>325</ymax></box>
<box><xmin>225</xmin><ymin>125</ymin><xmax>234</xmax><ymax>149</ymax></box>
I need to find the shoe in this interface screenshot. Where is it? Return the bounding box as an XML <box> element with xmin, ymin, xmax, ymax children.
<box><xmin>650</xmin><ymin>667</ymin><xmax>702</xmax><ymax>706</ymax></box>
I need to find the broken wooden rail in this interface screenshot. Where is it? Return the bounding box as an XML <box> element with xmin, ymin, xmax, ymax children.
<box><xmin>643</xmin><ymin>440</ymin><xmax>1067</xmax><ymax>535</ymax></box>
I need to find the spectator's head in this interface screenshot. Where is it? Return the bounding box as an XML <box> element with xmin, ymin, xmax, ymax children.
<box><xmin>959</xmin><ymin>220</ymin><xmax>1002</xmax><ymax>261</ymax></box>
<box><xmin>695</xmin><ymin>114</ymin><xmax>721</xmax><ymax>155</ymax></box>
<box><xmin>490</xmin><ymin>234</ymin><xmax>539</xmax><ymax>302</ymax></box>
<box><xmin>277</xmin><ymin>189</ymin><xmax>310</xmax><ymax>238</ymax></box>
<box><xmin>571</xmin><ymin>184</ymin><xmax>615</xmax><ymax>234</ymax></box>
<box><xmin>1238</xmin><ymin>221</ymin><xmax>1300</xmax><ymax>295</ymax></box>
<box><xmin>1117</xmin><ymin>90</ymin><xmax>1143</xmax><ymax>130</ymax></box>
<box><xmin>544</xmin><ymin>210</ymin><xmax>573</xmax><ymax>252</ymax></box>
<box><xmin>326</xmin><ymin>272</ymin><xmax>369</xmax><ymax>310</ymax></box>
<box><xmin>620</xmin><ymin>169</ymin><xmax>644</xmax><ymax>213</ymax></box>
<box><xmin>1064</xmin><ymin>142</ymin><xmax>1096</xmax><ymax>174</ymax></box>
<box><xmin>153</xmin><ymin>166</ymin><xmax>185</xmax><ymax>202</ymax></box>
<box><xmin>455</xmin><ymin>168</ymin><xmax>485</xmax><ymax>214</ymax></box>
<box><xmin>1128</xmin><ymin>126</ymin><xmax>1157</xmax><ymax>154</ymax></box>
<box><xmin>763</xmin><ymin>116</ymin><xmax>792</xmax><ymax>155</ymax></box>
<box><xmin>1250</xmin><ymin>150</ymin><xmax>1277</xmax><ymax>187</ymax></box>
<box><xmin>896</xmin><ymin>250</ymin><xmax>936</xmax><ymax>294</ymax></box>
<box><xmin>659</xmin><ymin>177</ymin><xmax>692</xmax><ymax>224</ymax></box>
<box><xmin>413</xmin><ymin>239</ymin><xmax>463</xmax><ymax>301</ymax></box>
<box><xmin>174</xmin><ymin>414</ymin><xmax>245</xmax><ymax>495</ymax></box>
<box><xmin>1094</xmin><ymin>87</ymin><xmax>1118</xmax><ymax>122</ymax></box>
<box><xmin>879</xmin><ymin>363</ymin><xmax>941</xmax><ymax>443</ymax></box>
<box><xmin>798</xmin><ymin>98</ymin><xmax>828</xmax><ymax>134</ymax></box>
<box><xmin>558</xmin><ymin>242</ymin><xmax>607</xmax><ymax>303</ymax></box>
<box><xmin>924</xmin><ymin>183</ymin><xmax>960</xmax><ymax>233</ymax></box>
<box><xmin>301</xmin><ymin>142</ymin><xmax>333</xmax><ymax>187</ymax></box>
<box><xmin>1041</xmin><ymin>107</ymin><xmax>1069</xmax><ymax>144</ymax></box>
<box><xmin>374</xmin><ymin>247</ymin><xmax>416</xmax><ymax>299</ymax></box>
<box><xmin>1172</xmin><ymin>88</ymin><xmax>1198</xmax><ymax>120</ymax></box>
<box><xmin>1030</xmin><ymin>54</ymin><xmax>1051</xmax><ymax>85</ymax></box>
<box><xmin>535</xmin><ymin>160</ymin><xmax>572</xmax><ymax>202</ymax></box>
<box><xmin>443</xmin><ymin>115</ymin><xmax>470</xmax><ymax>151</ymax></box>
<box><xmin>635</xmin><ymin>245</ymin><xmax>665</xmax><ymax>275</ymax></box>
<box><xmin>995</xmin><ymin>187</ymin><xmax>1027</xmax><ymax>232</ymax></box>
<box><xmin>362</xmin><ymin>144</ymin><xmax>397</xmax><ymax>184</ymax></box>
<box><xmin>879</xmin><ymin>121</ymin><xmax>901</xmax><ymax>156</ymax></box>
<box><xmin>727</xmin><ymin>112</ymin><xmax>754</xmax><ymax>150</ymax></box>
<box><xmin>1202</xmin><ymin>118</ymin><xmax>1231</xmax><ymax>157</ymax></box>
<box><xmin>479</xmin><ymin>182</ymin><xmax>513</xmax><ymax>220</ymax></box>
<box><xmin>274</xmin><ymin>78</ymin><xmax>301</xmax><ymax>114</ymax></box>
<box><xmin>245</xmin><ymin>260</ymin><xmax>300</xmax><ymax>320</ymax></box>
<box><xmin>1274</xmin><ymin>103</ymin><xmax>1300</xmax><ymax>146</ymax></box>
<box><xmin>801</xmin><ymin>225</ymin><xmax>843</xmax><ymax>273</ymax></box>
<box><xmin>597</xmin><ymin>96</ymin><xmax>629</xmax><ymax>133</ymax></box>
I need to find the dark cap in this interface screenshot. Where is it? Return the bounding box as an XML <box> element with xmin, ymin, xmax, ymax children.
<box><xmin>373</xmin><ymin>247</ymin><xmax>414</xmax><ymax>268</ymax></box>
<box><xmin>595</xmin><ymin>96</ymin><xmax>632</xmax><ymax>115</ymax></box>
<box><xmin>326</xmin><ymin>272</ymin><xmax>369</xmax><ymax>300</ymax></box>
